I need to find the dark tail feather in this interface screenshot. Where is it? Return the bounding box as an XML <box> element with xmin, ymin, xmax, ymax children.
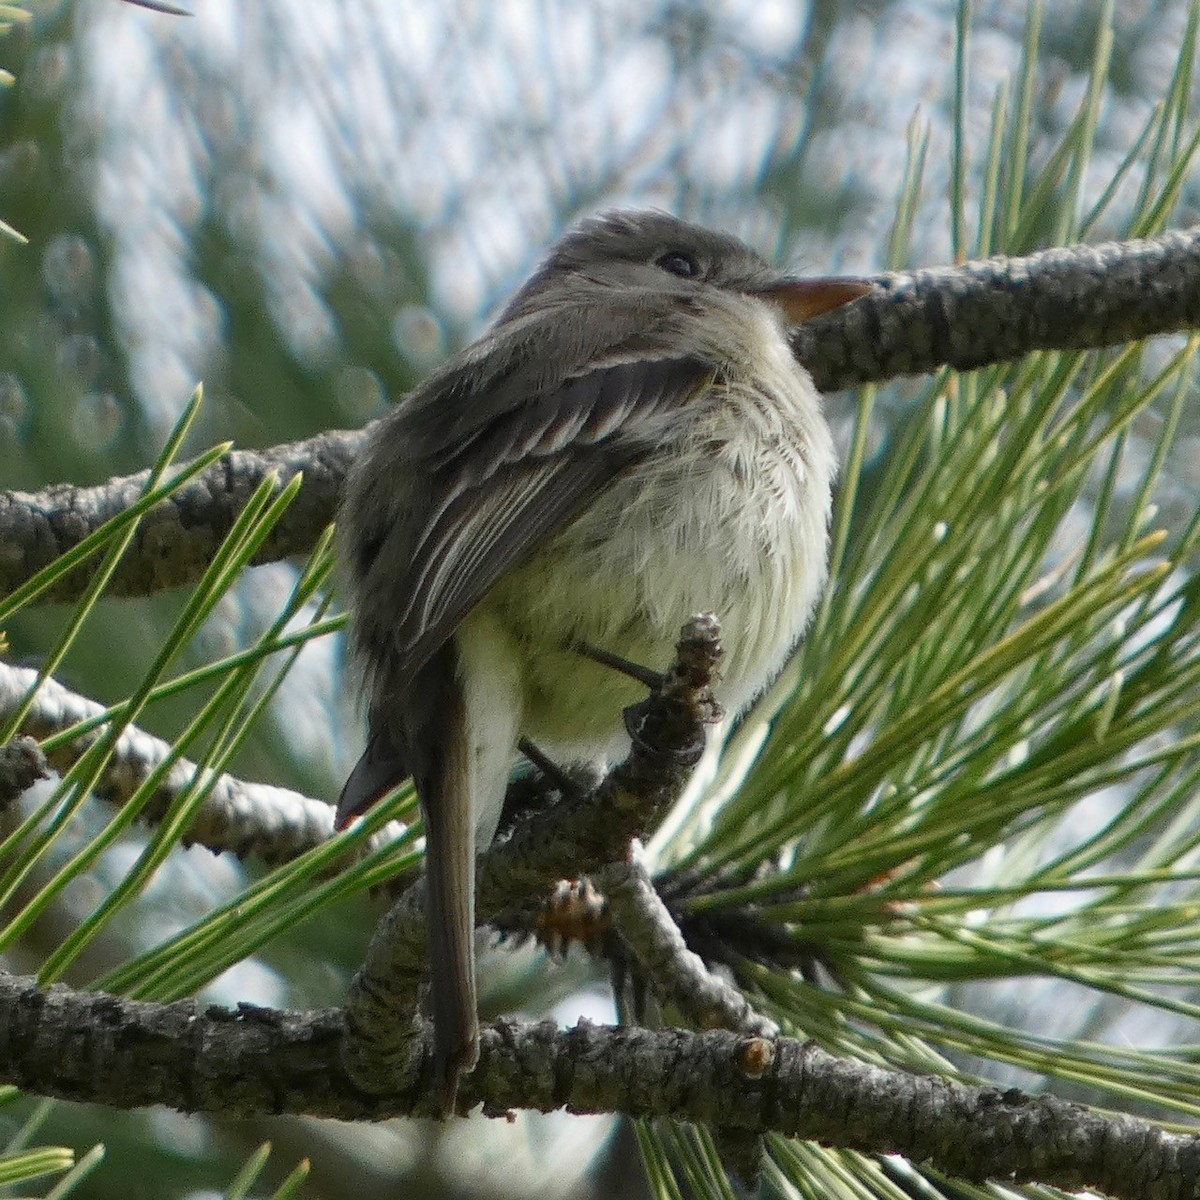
<box><xmin>421</xmin><ymin>675</ymin><xmax>480</xmax><ymax>1114</ymax></box>
<box><xmin>335</xmin><ymin>729</ymin><xmax>407</xmax><ymax>830</ymax></box>
<box><xmin>343</xmin><ymin>649</ymin><xmax>478</xmax><ymax>1113</ymax></box>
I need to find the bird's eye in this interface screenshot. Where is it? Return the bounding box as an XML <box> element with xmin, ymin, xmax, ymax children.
<box><xmin>655</xmin><ymin>250</ymin><xmax>699</xmax><ymax>278</ymax></box>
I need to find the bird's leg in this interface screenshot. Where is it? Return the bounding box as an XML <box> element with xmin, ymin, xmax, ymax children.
<box><xmin>497</xmin><ymin>739</ymin><xmax>591</xmax><ymax>838</ymax></box>
<box><xmin>516</xmin><ymin>737</ymin><xmax>594</xmax><ymax>798</ymax></box>
<box><xmin>574</xmin><ymin>641</ymin><xmax>666</xmax><ymax>690</ymax></box>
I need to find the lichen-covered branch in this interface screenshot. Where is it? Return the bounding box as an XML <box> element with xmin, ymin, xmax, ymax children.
<box><xmin>0</xmin><ymin>661</ymin><xmax>335</xmax><ymax>862</ymax></box>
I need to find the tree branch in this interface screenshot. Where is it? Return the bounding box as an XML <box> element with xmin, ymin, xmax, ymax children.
<box><xmin>0</xmin><ymin>430</ymin><xmax>357</xmax><ymax>604</ymax></box>
<box><xmin>0</xmin><ymin>973</ymin><xmax>1195</xmax><ymax>1200</ymax></box>
<box><xmin>791</xmin><ymin>224</ymin><xmax>1200</xmax><ymax>388</ymax></box>
<box><xmin>2</xmin><ymin>229</ymin><xmax>1197</xmax><ymax>606</ymax></box>
<box><xmin>600</xmin><ymin>854</ymin><xmax>775</xmax><ymax>1185</ymax></box>
<box><xmin>0</xmin><ymin>661</ymin><xmax>338</xmax><ymax>862</ymax></box>
<box><xmin>600</xmin><ymin>855</ymin><xmax>776</xmax><ymax>1038</ymax></box>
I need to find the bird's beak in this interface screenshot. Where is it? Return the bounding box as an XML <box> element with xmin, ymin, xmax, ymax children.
<box><xmin>752</xmin><ymin>276</ymin><xmax>873</xmax><ymax>325</ymax></box>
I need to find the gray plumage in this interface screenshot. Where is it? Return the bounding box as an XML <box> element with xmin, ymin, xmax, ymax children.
<box><xmin>336</xmin><ymin>210</ymin><xmax>869</xmax><ymax>1112</ymax></box>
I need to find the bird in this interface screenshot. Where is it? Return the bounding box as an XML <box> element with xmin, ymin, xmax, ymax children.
<box><xmin>335</xmin><ymin>209</ymin><xmax>870</xmax><ymax>1111</ymax></box>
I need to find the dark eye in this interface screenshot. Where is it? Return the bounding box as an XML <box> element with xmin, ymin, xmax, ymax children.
<box><xmin>655</xmin><ymin>250</ymin><xmax>699</xmax><ymax>278</ymax></box>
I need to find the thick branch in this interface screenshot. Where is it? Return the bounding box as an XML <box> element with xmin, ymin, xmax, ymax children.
<box><xmin>0</xmin><ymin>429</ymin><xmax>357</xmax><ymax>604</ymax></box>
<box><xmin>0</xmin><ymin>973</ymin><xmax>1196</xmax><ymax>1200</ymax></box>
<box><xmin>2</xmin><ymin>229</ymin><xmax>1197</xmax><ymax>605</ymax></box>
<box><xmin>792</xmin><ymin>224</ymin><xmax>1200</xmax><ymax>387</ymax></box>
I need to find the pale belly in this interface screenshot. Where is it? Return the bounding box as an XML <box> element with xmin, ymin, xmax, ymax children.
<box><xmin>470</xmin><ymin>408</ymin><xmax>832</xmax><ymax>765</ymax></box>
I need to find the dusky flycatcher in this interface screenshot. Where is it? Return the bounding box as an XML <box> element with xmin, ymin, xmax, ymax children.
<box><xmin>336</xmin><ymin>210</ymin><xmax>870</xmax><ymax>1109</ymax></box>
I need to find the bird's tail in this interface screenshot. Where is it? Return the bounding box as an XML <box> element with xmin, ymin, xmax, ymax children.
<box><xmin>344</xmin><ymin>630</ymin><xmax>519</xmax><ymax>1115</ymax></box>
<box><xmin>420</xmin><ymin>692</ymin><xmax>481</xmax><ymax>1113</ymax></box>
<box><xmin>338</xmin><ymin>658</ymin><xmax>479</xmax><ymax>1114</ymax></box>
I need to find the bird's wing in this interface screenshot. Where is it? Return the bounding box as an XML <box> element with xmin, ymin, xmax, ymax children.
<box><xmin>352</xmin><ymin>350</ymin><xmax>716</xmax><ymax>685</ymax></box>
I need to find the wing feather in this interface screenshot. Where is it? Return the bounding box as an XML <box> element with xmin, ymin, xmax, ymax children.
<box><xmin>352</xmin><ymin>353</ymin><xmax>715</xmax><ymax>682</ymax></box>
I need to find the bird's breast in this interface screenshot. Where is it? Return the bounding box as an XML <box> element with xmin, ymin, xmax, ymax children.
<box><xmin>470</xmin><ymin>360</ymin><xmax>835</xmax><ymax>764</ymax></box>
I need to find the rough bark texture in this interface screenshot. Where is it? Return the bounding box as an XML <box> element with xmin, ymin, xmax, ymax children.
<box><xmin>0</xmin><ymin>429</ymin><xmax>359</xmax><ymax>603</ymax></box>
<box><xmin>792</xmin><ymin>226</ymin><xmax>1200</xmax><ymax>388</ymax></box>
<box><xmin>0</xmin><ymin>663</ymin><xmax>336</xmax><ymax>862</ymax></box>
<box><xmin>0</xmin><ymin>975</ymin><xmax>1196</xmax><ymax>1200</ymax></box>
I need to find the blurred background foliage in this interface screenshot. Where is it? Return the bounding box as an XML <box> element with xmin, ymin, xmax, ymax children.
<box><xmin>1</xmin><ymin>0</ymin><xmax>1199</xmax><ymax>1197</ymax></box>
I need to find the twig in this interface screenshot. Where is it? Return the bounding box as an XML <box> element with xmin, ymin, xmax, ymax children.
<box><xmin>600</xmin><ymin>856</ymin><xmax>776</xmax><ymax>1038</ymax></box>
<box><xmin>601</xmin><ymin>854</ymin><xmax>774</xmax><ymax>1187</ymax></box>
